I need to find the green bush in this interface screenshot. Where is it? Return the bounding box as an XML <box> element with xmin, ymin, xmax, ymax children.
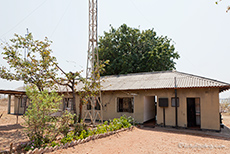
<box><xmin>74</xmin><ymin>122</ymin><xmax>87</xmax><ymax>136</ymax></box>
<box><xmin>61</xmin><ymin>132</ymin><xmax>74</xmax><ymax>144</ymax></box>
<box><xmin>60</xmin><ymin>110</ymin><xmax>75</xmax><ymax>137</ymax></box>
<box><xmin>25</xmin><ymin>115</ymin><xmax>134</xmax><ymax>150</ymax></box>
<box><xmin>23</xmin><ymin>86</ymin><xmax>63</xmax><ymax>148</ymax></box>
<box><xmin>77</xmin><ymin>130</ymin><xmax>89</xmax><ymax>140</ymax></box>
<box><xmin>23</xmin><ymin>86</ymin><xmax>75</xmax><ymax>150</ymax></box>
<box><xmin>51</xmin><ymin>141</ymin><xmax>60</xmax><ymax>147</ymax></box>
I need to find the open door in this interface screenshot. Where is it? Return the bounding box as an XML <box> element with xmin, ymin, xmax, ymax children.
<box><xmin>187</xmin><ymin>98</ymin><xmax>200</xmax><ymax>128</ymax></box>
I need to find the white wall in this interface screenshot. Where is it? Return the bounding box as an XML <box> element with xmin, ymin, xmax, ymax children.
<box><xmin>144</xmin><ymin>96</ymin><xmax>155</xmax><ymax>122</ymax></box>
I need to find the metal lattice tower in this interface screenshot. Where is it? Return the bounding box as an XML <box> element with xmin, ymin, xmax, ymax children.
<box><xmin>84</xmin><ymin>0</ymin><xmax>103</xmax><ymax>125</ymax></box>
<box><xmin>86</xmin><ymin>0</ymin><xmax>97</xmax><ymax>78</ymax></box>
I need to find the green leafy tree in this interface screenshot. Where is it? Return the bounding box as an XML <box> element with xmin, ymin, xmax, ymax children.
<box><xmin>0</xmin><ymin>33</ymin><xmax>58</xmax><ymax>91</ymax></box>
<box><xmin>0</xmin><ymin>33</ymin><xmax>83</xmax><ymax>119</ymax></box>
<box><xmin>0</xmin><ymin>33</ymin><xmax>105</xmax><ymax>123</ymax></box>
<box><xmin>78</xmin><ymin>60</ymin><xmax>109</xmax><ymax>122</ymax></box>
<box><xmin>51</xmin><ymin>69</ymin><xmax>83</xmax><ymax>122</ymax></box>
<box><xmin>23</xmin><ymin>86</ymin><xmax>74</xmax><ymax>147</ymax></box>
<box><xmin>98</xmin><ymin>24</ymin><xmax>180</xmax><ymax>76</ymax></box>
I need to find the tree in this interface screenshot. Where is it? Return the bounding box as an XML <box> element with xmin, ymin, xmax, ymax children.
<box><xmin>0</xmin><ymin>33</ymin><xmax>83</xmax><ymax>120</ymax></box>
<box><xmin>23</xmin><ymin>86</ymin><xmax>74</xmax><ymax>148</ymax></box>
<box><xmin>0</xmin><ymin>33</ymin><xmax>106</xmax><ymax>123</ymax></box>
<box><xmin>0</xmin><ymin>33</ymin><xmax>58</xmax><ymax>91</ymax></box>
<box><xmin>98</xmin><ymin>24</ymin><xmax>180</xmax><ymax>76</ymax></box>
<box><xmin>51</xmin><ymin>68</ymin><xmax>83</xmax><ymax>122</ymax></box>
<box><xmin>78</xmin><ymin>60</ymin><xmax>108</xmax><ymax>123</ymax></box>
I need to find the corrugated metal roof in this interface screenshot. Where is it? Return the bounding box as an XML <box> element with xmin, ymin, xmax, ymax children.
<box><xmin>2</xmin><ymin>71</ymin><xmax>229</xmax><ymax>93</ymax></box>
<box><xmin>100</xmin><ymin>71</ymin><xmax>230</xmax><ymax>92</ymax></box>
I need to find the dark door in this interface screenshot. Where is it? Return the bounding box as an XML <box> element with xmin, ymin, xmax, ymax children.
<box><xmin>187</xmin><ymin>98</ymin><xmax>196</xmax><ymax>127</ymax></box>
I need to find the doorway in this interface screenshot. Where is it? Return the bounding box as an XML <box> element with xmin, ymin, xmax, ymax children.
<box><xmin>187</xmin><ymin>98</ymin><xmax>200</xmax><ymax>128</ymax></box>
<box><xmin>143</xmin><ymin>96</ymin><xmax>157</xmax><ymax>127</ymax></box>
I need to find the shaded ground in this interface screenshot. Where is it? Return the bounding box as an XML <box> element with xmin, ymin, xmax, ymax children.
<box><xmin>0</xmin><ymin>99</ymin><xmax>28</xmax><ymax>151</ymax></box>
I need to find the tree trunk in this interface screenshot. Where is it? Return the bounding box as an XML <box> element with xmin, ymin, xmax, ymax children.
<box><xmin>78</xmin><ymin>99</ymin><xmax>83</xmax><ymax>123</ymax></box>
<box><xmin>72</xmin><ymin>81</ymin><xmax>77</xmax><ymax>123</ymax></box>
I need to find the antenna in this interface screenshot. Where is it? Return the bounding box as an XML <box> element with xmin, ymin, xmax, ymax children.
<box><xmin>84</xmin><ymin>0</ymin><xmax>103</xmax><ymax>125</ymax></box>
<box><xmin>23</xmin><ymin>28</ymin><xmax>29</xmax><ymax>89</ymax></box>
<box><xmin>24</xmin><ymin>28</ymin><xmax>29</xmax><ymax>61</ymax></box>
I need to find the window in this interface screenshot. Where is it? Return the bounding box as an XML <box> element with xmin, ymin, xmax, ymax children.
<box><xmin>171</xmin><ymin>97</ymin><xmax>179</xmax><ymax>107</ymax></box>
<box><xmin>63</xmin><ymin>98</ymin><xmax>73</xmax><ymax>110</ymax></box>
<box><xmin>87</xmin><ymin>97</ymin><xmax>101</xmax><ymax>110</ymax></box>
<box><xmin>117</xmin><ymin>97</ymin><xmax>134</xmax><ymax>113</ymax></box>
<box><xmin>19</xmin><ymin>97</ymin><xmax>27</xmax><ymax>107</ymax></box>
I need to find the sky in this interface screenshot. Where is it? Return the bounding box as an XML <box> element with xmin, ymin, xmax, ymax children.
<box><xmin>0</xmin><ymin>0</ymin><xmax>230</xmax><ymax>98</ymax></box>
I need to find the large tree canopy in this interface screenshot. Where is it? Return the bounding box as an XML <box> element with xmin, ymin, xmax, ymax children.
<box><xmin>0</xmin><ymin>33</ymin><xmax>58</xmax><ymax>91</ymax></box>
<box><xmin>98</xmin><ymin>24</ymin><xmax>180</xmax><ymax>76</ymax></box>
<box><xmin>0</xmin><ymin>33</ymin><xmax>84</xmax><ymax>119</ymax></box>
<box><xmin>0</xmin><ymin>33</ymin><xmax>104</xmax><ymax>122</ymax></box>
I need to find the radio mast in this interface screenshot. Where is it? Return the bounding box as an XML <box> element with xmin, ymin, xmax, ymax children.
<box><xmin>24</xmin><ymin>28</ymin><xmax>29</xmax><ymax>61</ymax></box>
<box><xmin>84</xmin><ymin>0</ymin><xmax>103</xmax><ymax>125</ymax></box>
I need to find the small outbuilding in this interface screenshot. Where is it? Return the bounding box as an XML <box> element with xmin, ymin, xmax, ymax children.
<box><xmin>0</xmin><ymin>89</ymin><xmax>26</xmax><ymax>115</ymax></box>
<box><xmin>2</xmin><ymin>70</ymin><xmax>229</xmax><ymax>131</ymax></box>
<box><xmin>77</xmin><ymin>70</ymin><xmax>230</xmax><ymax>131</ymax></box>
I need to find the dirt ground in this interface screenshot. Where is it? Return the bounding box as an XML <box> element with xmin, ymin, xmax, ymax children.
<box><xmin>52</xmin><ymin>114</ymin><xmax>230</xmax><ymax>154</ymax></box>
<box><xmin>223</xmin><ymin>113</ymin><xmax>230</xmax><ymax>128</ymax></box>
<box><xmin>51</xmin><ymin>127</ymin><xmax>230</xmax><ymax>154</ymax></box>
<box><xmin>0</xmin><ymin>99</ymin><xmax>28</xmax><ymax>151</ymax></box>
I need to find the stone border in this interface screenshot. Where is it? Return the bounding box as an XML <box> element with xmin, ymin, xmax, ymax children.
<box><xmin>0</xmin><ymin>126</ymin><xmax>134</xmax><ymax>154</ymax></box>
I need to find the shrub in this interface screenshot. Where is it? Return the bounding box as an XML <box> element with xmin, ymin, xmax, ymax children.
<box><xmin>23</xmin><ymin>86</ymin><xmax>63</xmax><ymax>148</ymax></box>
<box><xmin>61</xmin><ymin>133</ymin><xmax>74</xmax><ymax>144</ymax></box>
<box><xmin>23</xmin><ymin>86</ymin><xmax>75</xmax><ymax>149</ymax></box>
<box><xmin>59</xmin><ymin>110</ymin><xmax>75</xmax><ymax>137</ymax></box>
<box><xmin>74</xmin><ymin>122</ymin><xmax>87</xmax><ymax>136</ymax></box>
<box><xmin>51</xmin><ymin>141</ymin><xmax>60</xmax><ymax>147</ymax></box>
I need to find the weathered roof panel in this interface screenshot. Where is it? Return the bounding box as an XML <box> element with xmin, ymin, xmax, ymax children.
<box><xmin>100</xmin><ymin>71</ymin><xmax>230</xmax><ymax>92</ymax></box>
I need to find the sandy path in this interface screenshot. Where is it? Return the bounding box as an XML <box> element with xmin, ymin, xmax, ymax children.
<box><xmin>223</xmin><ymin>113</ymin><xmax>230</xmax><ymax>128</ymax></box>
<box><xmin>0</xmin><ymin>100</ymin><xmax>28</xmax><ymax>151</ymax></box>
<box><xmin>51</xmin><ymin>127</ymin><xmax>230</xmax><ymax>154</ymax></box>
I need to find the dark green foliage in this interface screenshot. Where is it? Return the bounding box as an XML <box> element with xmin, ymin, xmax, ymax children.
<box><xmin>73</xmin><ymin>122</ymin><xmax>87</xmax><ymax>136</ymax></box>
<box><xmin>60</xmin><ymin>133</ymin><xmax>74</xmax><ymax>144</ymax></box>
<box><xmin>60</xmin><ymin>115</ymin><xmax>134</xmax><ymax>145</ymax></box>
<box><xmin>23</xmin><ymin>86</ymin><xmax>74</xmax><ymax>150</ymax></box>
<box><xmin>98</xmin><ymin>24</ymin><xmax>180</xmax><ymax>76</ymax></box>
<box><xmin>24</xmin><ymin>115</ymin><xmax>134</xmax><ymax>151</ymax></box>
<box><xmin>51</xmin><ymin>141</ymin><xmax>60</xmax><ymax>147</ymax></box>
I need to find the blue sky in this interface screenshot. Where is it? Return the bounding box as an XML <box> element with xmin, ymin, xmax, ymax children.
<box><xmin>0</xmin><ymin>0</ymin><xmax>230</xmax><ymax>98</ymax></box>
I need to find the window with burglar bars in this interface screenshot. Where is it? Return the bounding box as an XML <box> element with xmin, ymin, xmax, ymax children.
<box><xmin>63</xmin><ymin>98</ymin><xmax>73</xmax><ymax>111</ymax></box>
<box><xmin>19</xmin><ymin>97</ymin><xmax>27</xmax><ymax>107</ymax></box>
<box><xmin>117</xmin><ymin>97</ymin><xmax>134</xmax><ymax>113</ymax></box>
<box><xmin>171</xmin><ymin>97</ymin><xmax>179</xmax><ymax>107</ymax></box>
<box><xmin>87</xmin><ymin>97</ymin><xmax>101</xmax><ymax>110</ymax></box>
